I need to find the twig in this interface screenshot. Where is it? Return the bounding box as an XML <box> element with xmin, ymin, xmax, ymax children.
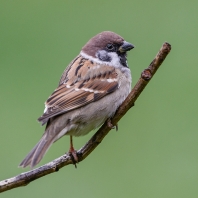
<box><xmin>0</xmin><ymin>42</ymin><xmax>171</xmax><ymax>193</ymax></box>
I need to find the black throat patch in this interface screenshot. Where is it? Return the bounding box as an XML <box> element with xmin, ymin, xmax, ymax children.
<box><xmin>118</xmin><ymin>52</ymin><xmax>128</xmax><ymax>67</ymax></box>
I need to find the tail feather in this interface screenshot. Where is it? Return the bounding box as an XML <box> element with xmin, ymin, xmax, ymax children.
<box><xmin>19</xmin><ymin>134</ymin><xmax>55</xmax><ymax>168</ymax></box>
<box><xmin>19</xmin><ymin>141</ymin><xmax>41</xmax><ymax>168</ymax></box>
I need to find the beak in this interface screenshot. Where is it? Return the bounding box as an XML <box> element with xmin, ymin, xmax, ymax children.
<box><xmin>119</xmin><ymin>41</ymin><xmax>135</xmax><ymax>53</ymax></box>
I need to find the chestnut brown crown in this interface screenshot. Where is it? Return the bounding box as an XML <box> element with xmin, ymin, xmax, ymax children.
<box><xmin>81</xmin><ymin>31</ymin><xmax>125</xmax><ymax>58</ymax></box>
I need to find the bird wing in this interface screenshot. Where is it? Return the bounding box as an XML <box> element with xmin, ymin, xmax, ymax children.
<box><xmin>38</xmin><ymin>56</ymin><xmax>120</xmax><ymax>125</ymax></box>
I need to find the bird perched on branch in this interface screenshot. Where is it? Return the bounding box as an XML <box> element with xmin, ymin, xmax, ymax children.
<box><xmin>19</xmin><ymin>31</ymin><xmax>134</xmax><ymax>168</ymax></box>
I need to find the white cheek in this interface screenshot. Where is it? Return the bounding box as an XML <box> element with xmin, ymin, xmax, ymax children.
<box><xmin>107</xmin><ymin>52</ymin><xmax>121</xmax><ymax>67</ymax></box>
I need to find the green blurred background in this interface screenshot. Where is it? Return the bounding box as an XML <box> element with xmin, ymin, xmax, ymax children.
<box><xmin>0</xmin><ymin>0</ymin><xmax>197</xmax><ymax>197</ymax></box>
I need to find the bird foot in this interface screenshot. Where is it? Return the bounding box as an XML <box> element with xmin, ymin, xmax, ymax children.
<box><xmin>68</xmin><ymin>147</ymin><xmax>78</xmax><ymax>168</ymax></box>
<box><xmin>107</xmin><ymin>118</ymin><xmax>118</xmax><ymax>131</ymax></box>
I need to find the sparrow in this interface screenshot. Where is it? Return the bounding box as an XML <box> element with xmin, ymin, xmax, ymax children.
<box><xmin>19</xmin><ymin>31</ymin><xmax>134</xmax><ymax>168</ymax></box>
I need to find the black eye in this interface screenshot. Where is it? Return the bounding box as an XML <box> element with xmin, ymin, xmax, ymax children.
<box><xmin>106</xmin><ymin>43</ymin><xmax>115</xmax><ymax>51</ymax></box>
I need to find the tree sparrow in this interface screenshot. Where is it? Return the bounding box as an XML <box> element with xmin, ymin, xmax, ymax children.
<box><xmin>19</xmin><ymin>31</ymin><xmax>134</xmax><ymax>168</ymax></box>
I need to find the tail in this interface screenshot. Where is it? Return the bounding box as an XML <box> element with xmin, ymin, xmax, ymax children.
<box><xmin>19</xmin><ymin>133</ymin><xmax>55</xmax><ymax>168</ymax></box>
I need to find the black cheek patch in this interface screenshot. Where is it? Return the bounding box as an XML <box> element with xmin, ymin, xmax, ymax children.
<box><xmin>97</xmin><ymin>51</ymin><xmax>112</xmax><ymax>62</ymax></box>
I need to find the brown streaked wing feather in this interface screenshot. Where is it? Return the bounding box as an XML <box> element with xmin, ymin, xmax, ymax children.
<box><xmin>38</xmin><ymin>58</ymin><xmax>119</xmax><ymax>125</ymax></box>
<box><xmin>58</xmin><ymin>55</ymin><xmax>81</xmax><ymax>85</ymax></box>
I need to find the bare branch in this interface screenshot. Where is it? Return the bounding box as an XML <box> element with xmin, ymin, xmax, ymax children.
<box><xmin>0</xmin><ymin>42</ymin><xmax>171</xmax><ymax>193</ymax></box>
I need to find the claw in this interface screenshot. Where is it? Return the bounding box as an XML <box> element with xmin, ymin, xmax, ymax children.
<box><xmin>68</xmin><ymin>149</ymin><xmax>78</xmax><ymax>168</ymax></box>
<box><xmin>68</xmin><ymin>135</ymin><xmax>78</xmax><ymax>168</ymax></box>
<box><xmin>107</xmin><ymin>119</ymin><xmax>118</xmax><ymax>131</ymax></box>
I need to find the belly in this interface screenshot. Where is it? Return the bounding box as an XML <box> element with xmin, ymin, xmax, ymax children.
<box><xmin>52</xmin><ymin>73</ymin><xmax>131</xmax><ymax>138</ymax></box>
<box><xmin>67</xmin><ymin>80</ymin><xmax>131</xmax><ymax>136</ymax></box>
